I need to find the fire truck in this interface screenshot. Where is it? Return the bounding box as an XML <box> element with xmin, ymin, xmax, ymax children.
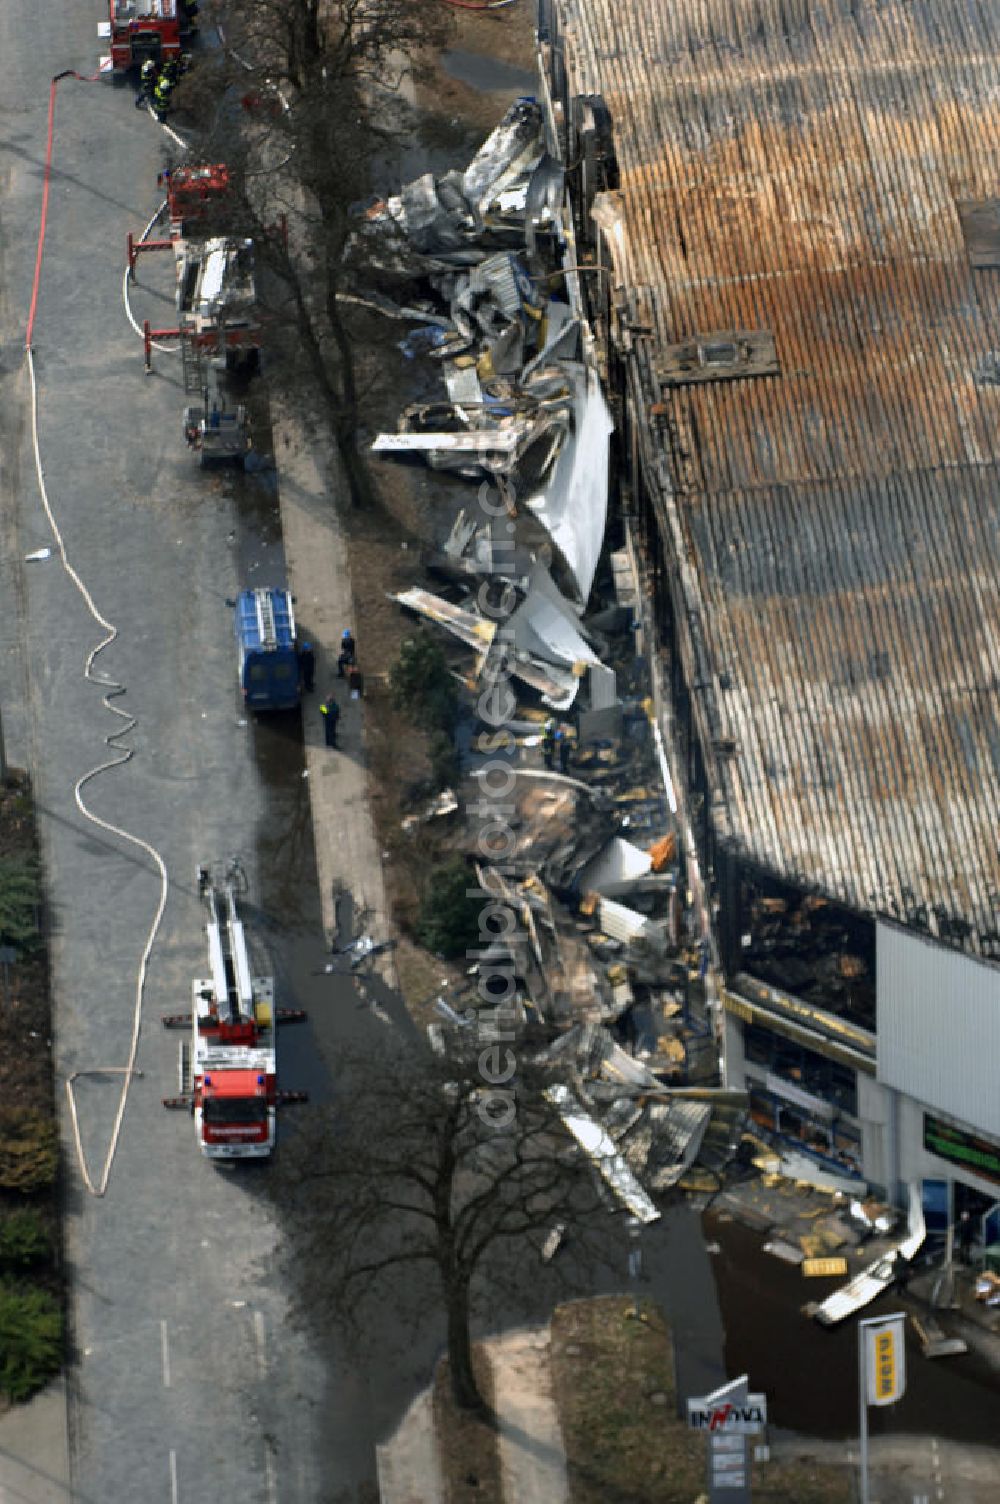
<box><xmin>174</xmin><ymin>235</ymin><xmax>261</xmax><ymax>375</ymax></box>
<box><xmin>100</xmin><ymin>0</ymin><xmax>182</xmax><ymax>74</ymax></box>
<box><xmin>162</xmin><ymin>863</ymin><xmax>305</xmax><ymax>1159</ymax></box>
<box><xmin>160</xmin><ymin>163</ymin><xmax>232</xmax><ymax>239</ymax></box>
<box><xmin>128</xmin><ymin>165</ymin><xmax>262</xmax><ymax>454</ymax></box>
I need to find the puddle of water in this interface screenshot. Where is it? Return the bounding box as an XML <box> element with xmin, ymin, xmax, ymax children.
<box><xmin>441</xmin><ymin>49</ymin><xmax>536</xmax><ymax>95</ymax></box>
<box><xmin>706</xmin><ymin>1212</ymin><xmax>1000</xmax><ymax>1444</ymax></box>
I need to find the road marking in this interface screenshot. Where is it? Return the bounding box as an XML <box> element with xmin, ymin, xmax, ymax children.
<box><xmin>253</xmin><ymin>1309</ymin><xmax>267</xmax><ymax>1380</ymax></box>
<box><xmin>169</xmin><ymin>1447</ymin><xmax>178</xmax><ymax>1504</ymax></box>
<box><xmin>160</xmin><ymin>1319</ymin><xmax>172</xmax><ymax>1389</ymax></box>
<box><xmin>264</xmin><ymin>1439</ymin><xmax>277</xmax><ymax>1504</ymax></box>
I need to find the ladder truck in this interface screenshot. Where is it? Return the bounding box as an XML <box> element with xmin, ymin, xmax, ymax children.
<box><xmin>162</xmin><ymin>863</ymin><xmax>305</xmax><ymax>1159</ymax></box>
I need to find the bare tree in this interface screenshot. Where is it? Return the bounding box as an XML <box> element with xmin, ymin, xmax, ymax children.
<box><xmin>185</xmin><ymin>0</ymin><xmax>449</xmax><ymax>504</ymax></box>
<box><xmin>277</xmin><ymin>1030</ymin><xmax>617</xmax><ymax>1411</ymax></box>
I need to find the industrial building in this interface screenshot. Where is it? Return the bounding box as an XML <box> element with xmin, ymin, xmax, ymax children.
<box><xmin>541</xmin><ymin>0</ymin><xmax>1000</xmax><ymax>1227</ymax></box>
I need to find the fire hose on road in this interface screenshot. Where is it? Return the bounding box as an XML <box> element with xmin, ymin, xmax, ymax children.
<box><xmin>24</xmin><ymin>70</ymin><xmax>172</xmax><ymax>1198</ymax></box>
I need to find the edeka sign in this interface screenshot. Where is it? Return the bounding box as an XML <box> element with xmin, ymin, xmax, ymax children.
<box><xmin>923</xmin><ymin>1113</ymin><xmax>1000</xmax><ymax>1186</ymax></box>
<box><xmin>864</xmin><ymin>1315</ymin><xmax>906</xmax><ymax>1407</ymax></box>
<box><xmin>687</xmin><ymin>1396</ymin><xmax>767</xmax><ymax>1435</ymax></box>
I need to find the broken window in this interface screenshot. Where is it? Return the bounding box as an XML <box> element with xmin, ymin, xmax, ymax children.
<box><xmin>732</xmin><ymin>867</ymin><xmax>876</xmax><ymax>1031</ymax></box>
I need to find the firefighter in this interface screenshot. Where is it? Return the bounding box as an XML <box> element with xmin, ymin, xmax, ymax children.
<box><xmin>298</xmin><ymin>641</ymin><xmax>316</xmax><ymax>695</ymax></box>
<box><xmin>320</xmin><ymin>696</ymin><xmax>340</xmax><ymax>748</ymax></box>
<box><xmin>152</xmin><ymin>70</ymin><xmax>175</xmax><ymax>120</ymax></box>
<box><xmin>541</xmin><ymin>719</ymin><xmax>556</xmax><ymax>770</ymax></box>
<box><xmin>160</xmin><ymin>57</ymin><xmax>181</xmax><ymax>89</ymax></box>
<box><xmin>337</xmin><ymin>628</ymin><xmax>356</xmax><ymax>677</ymax></box>
<box><xmin>557</xmin><ymin>725</ymin><xmax>572</xmax><ymax>774</ymax></box>
<box><xmin>136</xmin><ymin>57</ymin><xmax>158</xmax><ymax>110</ymax></box>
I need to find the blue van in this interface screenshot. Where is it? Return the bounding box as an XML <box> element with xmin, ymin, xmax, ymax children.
<box><xmin>235</xmin><ymin>587</ymin><xmax>300</xmax><ymax>711</ymax></box>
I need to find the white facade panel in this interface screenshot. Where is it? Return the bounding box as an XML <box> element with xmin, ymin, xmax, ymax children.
<box><xmin>876</xmin><ymin>922</ymin><xmax>1000</xmax><ymax>1140</ymax></box>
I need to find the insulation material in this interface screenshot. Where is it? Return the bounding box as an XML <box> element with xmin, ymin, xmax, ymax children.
<box><xmin>391</xmin><ymin>588</ymin><xmax>496</xmax><ymax>653</ymax></box>
<box><xmin>508</xmin><ymin>593</ymin><xmax>600</xmax><ymax>672</ymax></box>
<box><xmin>524</xmin><ymin>366</ymin><xmax>612</xmax><ymax>602</ymax></box>
<box><xmin>546</xmin><ymin>1083</ymin><xmax>661</xmax><ymax>1223</ymax></box>
<box><xmin>578</xmin><ymin>837</ymin><xmax>654</xmax><ymax>897</ymax></box>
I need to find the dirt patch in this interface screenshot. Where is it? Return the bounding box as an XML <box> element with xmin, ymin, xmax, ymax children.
<box><xmin>433</xmin><ymin>1348</ymin><xmax>503</xmax><ymax>1504</ymax></box>
<box><xmin>550</xmin><ymin>1295</ymin><xmax>852</xmax><ymax>1504</ymax></box>
<box><xmin>415</xmin><ymin>1</ymin><xmax>538</xmax><ymax>143</ymax></box>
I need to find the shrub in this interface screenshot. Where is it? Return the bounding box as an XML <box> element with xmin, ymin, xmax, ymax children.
<box><xmin>0</xmin><ymin>854</ymin><xmax>41</xmax><ymax>951</ymax></box>
<box><xmin>391</xmin><ymin>633</ymin><xmax>458</xmax><ymax>735</ymax></box>
<box><xmin>0</xmin><ymin>1209</ymin><xmax>50</xmax><ymax>1270</ymax></box>
<box><xmin>0</xmin><ymin>1282</ymin><xmax>63</xmax><ymax>1401</ymax></box>
<box><xmin>427</xmin><ymin>730</ymin><xmax>460</xmax><ymax>793</ymax></box>
<box><xmin>0</xmin><ymin>1112</ymin><xmax>59</xmax><ymax>1192</ymax></box>
<box><xmin>416</xmin><ymin>858</ymin><xmax>481</xmax><ymax>959</ymax></box>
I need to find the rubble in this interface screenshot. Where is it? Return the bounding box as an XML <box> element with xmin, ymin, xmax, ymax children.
<box><xmin>377</xmin><ymin>100</ymin><xmax>736</xmax><ymax>1221</ymax></box>
<box><xmin>813</xmin><ymin>1183</ymin><xmax>926</xmax><ymax>1326</ymax></box>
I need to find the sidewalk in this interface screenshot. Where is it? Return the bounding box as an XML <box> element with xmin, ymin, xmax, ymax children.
<box><xmin>376</xmin><ymin>1325</ymin><xmax>569</xmax><ymax>1504</ymax></box>
<box><xmin>0</xmin><ymin>1378</ymin><xmax>71</xmax><ymax>1504</ymax></box>
<box><xmin>269</xmin><ymin>392</ymin><xmax>397</xmax><ymax>983</ymax></box>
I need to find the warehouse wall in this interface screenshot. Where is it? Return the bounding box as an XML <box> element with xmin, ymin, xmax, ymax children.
<box><xmin>876</xmin><ymin>922</ymin><xmax>1000</xmax><ymax>1141</ymax></box>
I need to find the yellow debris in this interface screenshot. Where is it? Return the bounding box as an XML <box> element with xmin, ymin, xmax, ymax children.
<box><xmin>802</xmin><ymin>1257</ymin><xmax>849</xmax><ymax>1279</ymax></box>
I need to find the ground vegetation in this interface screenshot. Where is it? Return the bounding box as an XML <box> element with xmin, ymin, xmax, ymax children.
<box><xmin>0</xmin><ymin>775</ymin><xmax>63</xmax><ymax>1407</ymax></box>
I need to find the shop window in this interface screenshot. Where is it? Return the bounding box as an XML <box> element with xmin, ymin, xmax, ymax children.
<box><xmin>749</xmin><ymin>1083</ymin><xmax>863</xmax><ymax>1177</ymax></box>
<box><xmin>743</xmin><ymin>1024</ymin><xmax>857</xmax><ymax>1115</ymax></box>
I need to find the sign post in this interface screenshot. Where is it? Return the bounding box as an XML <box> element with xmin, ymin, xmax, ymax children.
<box><xmin>687</xmin><ymin>1374</ymin><xmax>766</xmax><ymax>1502</ymax></box>
<box><xmin>858</xmin><ymin>1313</ymin><xmax>907</xmax><ymax>1504</ymax></box>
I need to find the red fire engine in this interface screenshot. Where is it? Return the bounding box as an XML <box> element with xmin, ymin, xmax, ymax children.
<box><xmin>103</xmin><ymin>0</ymin><xmax>182</xmax><ymax>74</ymax></box>
<box><xmin>162</xmin><ymin>863</ymin><xmax>306</xmax><ymax>1159</ymax></box>
<box><xmin>159</xmin><ymin>163</ymin><xmax>232</xmax><ymax>239</ymax></box>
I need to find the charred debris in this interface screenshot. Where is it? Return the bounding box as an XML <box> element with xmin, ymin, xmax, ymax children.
<box><xmin>361</xmin><ymin>101</ymin><xmax>747</xmax><ymax>1213</ymax></box>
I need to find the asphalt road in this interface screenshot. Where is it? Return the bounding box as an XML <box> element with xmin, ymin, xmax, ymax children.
<box><xmin>0</xmin><ymin>8</ymin><xmax>432</xmax><ymax>1502</ymax></box>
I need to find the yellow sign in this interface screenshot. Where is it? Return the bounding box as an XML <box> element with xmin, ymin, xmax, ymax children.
<box><xmin>802</xmin><ymin>1256</ymin><xmax>848</xmax><ymax>1278</ymax></box>
<box><xmin>865</xmin><ymin>1315</ymin><xmax>906</xmax><ymax>1407</ymax></box>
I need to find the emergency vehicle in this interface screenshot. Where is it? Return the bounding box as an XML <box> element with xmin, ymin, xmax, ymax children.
<box><xmin>101</xmin><ymin>0</ymin><xmax>182</xmax><ymax>74</ymax></box>
<box><xmin>160</xmin><ymin>163</ymin><xmax>232</xmax><ymax>239</ymax></box>
<box><xmin>235</xmin><ymin>588</ymin><xmax>301</xmax><ymax>711</ymax></box>
<box><xmin>162</xmin><ymin>863</ymin><xmax>305</xmax><ymax>1159</ymax></box>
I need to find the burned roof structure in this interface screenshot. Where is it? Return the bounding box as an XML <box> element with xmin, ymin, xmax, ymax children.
<box><xmin>545</xmin><ymin>0</ymin><xmax>1000</xmax><ymax>955</ymax></box>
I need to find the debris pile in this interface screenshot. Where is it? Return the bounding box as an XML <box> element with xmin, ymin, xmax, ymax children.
<box><xmin>364</xmin><ymin>100</ymin><xmax>612</xmax><ymax>618</ymax></box>
<box><xmin>379</xmin><ymin>101</ymin><xmax>740</xmax><ymax>1220</ymax></box>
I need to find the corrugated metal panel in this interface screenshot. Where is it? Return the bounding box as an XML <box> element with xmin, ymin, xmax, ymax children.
<box><xmin>877</xmin><ymin>923</ymin><xmax>1000</xmax><ymax>1138</ymax></box>
<box><xmin>550</xmin><ymin>0</ymin><xmax>1000</xmax><ymax>955</ymax></box>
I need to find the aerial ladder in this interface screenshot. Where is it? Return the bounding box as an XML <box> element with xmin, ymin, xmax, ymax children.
<box><xmin>162</xmin><ymin>861</ymin><xmax>306</xmax><ymax>1159</ymax></box>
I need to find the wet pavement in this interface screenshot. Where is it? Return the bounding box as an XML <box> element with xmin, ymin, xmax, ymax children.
<box><xmin>706</xmin><ymin>1209</ymin><xmax>1000</xmax><ymax>1445</ymax></box>
<box><xmin>441</xmin><ymin>49</ymin><xmax>537</xmax><ymax>95</ymax></box>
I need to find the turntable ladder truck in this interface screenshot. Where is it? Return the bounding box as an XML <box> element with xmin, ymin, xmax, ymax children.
<box><xmin>162</xmin><ymin>868</ymin><xmax>305</xmax><ymax>1158</ymax></box>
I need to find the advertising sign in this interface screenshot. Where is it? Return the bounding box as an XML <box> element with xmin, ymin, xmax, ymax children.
<box><xmin>687</xmin><ymin>1396</ymin><xmax>768</xmax><ymax>1434</ymax></box>
<box><xmin>864</xmin><ymin>1315</ymin><xmax>906</xmax><ymax>1407</ymax></box>
<box><xmin>924</xmin><ymin>1115</ymin><xmax>1000</xmax><ymax>1187</ymax></box>
<box><xmin>688</xmin><ymin>1375</ymin><xmax>766</xmax><ymax>1503</ymax></box>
